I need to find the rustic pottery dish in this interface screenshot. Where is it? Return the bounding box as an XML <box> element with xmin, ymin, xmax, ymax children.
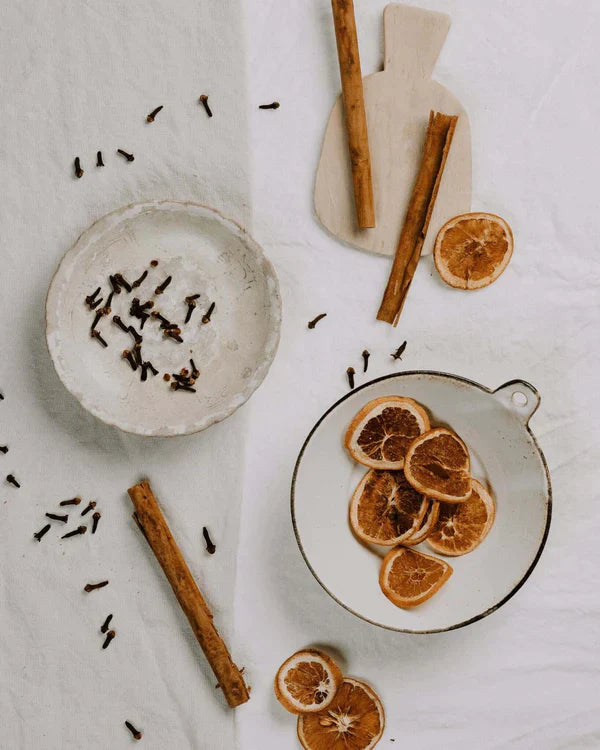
<box><xmin>291</xmin><ymin>371</ymin><xmax>551</xmax><ymax>633</ymax></box>
<box><xmin>46</xmin><ymin>200</ymin><xmax>281</xmax><ymax>436</ymax></box>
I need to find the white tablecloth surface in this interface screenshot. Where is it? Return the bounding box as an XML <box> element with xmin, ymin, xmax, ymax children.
<box><xmin>1</xmin><ymin>1</ymin><xmax>599</xmax><ymax>748</ymax></box>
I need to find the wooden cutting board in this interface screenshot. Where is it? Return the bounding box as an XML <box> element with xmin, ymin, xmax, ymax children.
<box><xmin>315</xmin><ymin>3</ymin><xmax>471</xmax><ymax>257</ymax></box>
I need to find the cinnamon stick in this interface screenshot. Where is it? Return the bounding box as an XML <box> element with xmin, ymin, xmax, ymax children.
<box><xmin>127</xmin><ymin>481</ymin><xmax>250</xmax><ymax>708</ymax></box>
<box><xmin>331</xmin><ymin>0</ymin><xmax>375</xmax><ymax>228</ymax></box>
<box><xmin>377</xmin><ymin>111</ymin><xmax>458</xmax><ymax>325</ymax></box>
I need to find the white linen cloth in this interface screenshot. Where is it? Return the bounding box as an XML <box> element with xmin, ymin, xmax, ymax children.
<box><xmin>1</xmin><ymin>1</ymin><xmax>599</xmax><ymax>749</ymax></box>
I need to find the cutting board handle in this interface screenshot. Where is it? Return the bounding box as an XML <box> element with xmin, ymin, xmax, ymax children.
<box><xmin>383</xmin><ymin>4</ymin><xmax>451</xmax><ymax>80</ymax></box>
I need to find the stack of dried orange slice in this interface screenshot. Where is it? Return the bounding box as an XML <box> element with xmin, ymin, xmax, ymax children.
<box><xmin>275</xmin><ymin>649</ymin><xmax>385</xmax><ymax>749</ymax></box>
<box><xmin>344</xmin><ymin>396</ymin><xmax>496</xmax><ymax>608</ymax></box>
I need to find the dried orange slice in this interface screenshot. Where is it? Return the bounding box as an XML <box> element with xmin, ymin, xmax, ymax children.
<box><xmin>426</xmin><ymin>479</ymin><xmax>495</xmax><ymax>556</ymax></box>
<box><xmin>379</xmin><ymin>547</ymin><xmax>453</xmax><ymax>608</ymax></box>
<box><xmin>402</xmin><ymin>499</ymin><xmax>440</xmax><ymax>546</ymax></box>
<box><xmin>404</xmin><ymin>428</ymin><xmax>471</xmax><ymax>503</ymax></box>
<box><xmin>297</xmin><ymin>677</ymin><xmax>385</xmax><ymax>750</ymax></box>
<box><xmin>434</xmin><ymin>212</ymin><xmax>513</xmax><ymax>290</ymax></box>
<box><xmin>349</xmin><ymin>469</ymin><xmax>428</xmax><ymax>546</ymax></box>
<box><xmin>274</xmin><ymin>649</ymin><xmax>343</xmax><ymax>714</ymax></box>
<box><xmin>345</xmin><ymin>396</ymin><xmax>430</xmax><ymax>470</ymax></box>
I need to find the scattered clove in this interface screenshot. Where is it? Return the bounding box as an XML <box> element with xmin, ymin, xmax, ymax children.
<box><xmin>74</xmin><ymin>157</ymin><xmax>84</xmax><ymax>178</ymax></box>
<box><xmin>85</xmin><ymin>287</ymin><xmax>101</xmax><ymax>308</ymax></box>
<box><xmin>128</xmin><ymin>326</ymin><xmax>142</xmax><ymax>343</ymax></box>
<box><xmin>125</xmin><ymin>721</ymin><xmax>142</xmax><ymax>740</ymax></box>
<box><xmin>145</xmin><ymin>362</ymin><xmax>158</xmax><ymax>377</ymax></box>
<box><xmin>123</xmin><ymin>350</ymin><xmax>138</xmax><ymax>371</ymax></box>
<box><xmin>347</xmin><ymin>367</ymin><xmax>355</xmax><ymax>389</ymax></box>
<box><xmin>100</xmin><ymin>613</ymin><xmax>113</xmax><ymax>633</ymax></box>
<box><xmin>132</xmin><ymin>270</ymin><xmax>148</xmax><ymax>288</ymax></box>
<box><xmin>117</xmin><ymin>149</ymin><xmax>134</xmax><ymax>162</ymax></box>
<box><xmin>91</xmin><ymin>330</ymin><xmax>108</xmax><ymax>348</ymax></box>
<box><xmin>96</xmin><ymin>151</ymin><xmax>104</xmax><ymax>167</ymax></box>
<box><xmin>184</xmin><ymin>294</ymin><xmax>200</xmax><ymax>324</ymax></box>
<box><xmin>140</xmin><ymin>363</ymin><xmax>149</xmax><ymax>382</ymax></box>
<box><xmin>34</xmin><ymin>524</ymin><xmax>51</xmax><ymax>542</ymax></box>
<box><xmin>109</xmin><ymin>275</ymin><xmax>122</xmax><ymax>295</ymax></box>
<box><xmin>81</xmin><ymin>501</ymin><xmax>97</xmax><ymax>516</ymax></box>
<box><xmin>171</xmin><ymin>383</ymin><xmax>196</xmax><ymax>393</ymax></box>
<box><xmin>150</xmin><ymin>259</ymin><xmax>159</xmax><ymax>267</ymax></box>
<box><xmin>202</xmin><ymin>302</ymin><xmax>215</xmax><ymax>324</ymax></box>
<box><xmin>92</xmin><ymin>511</ymin><xmax>101</xmax><ymax>534</ymax></box>
<box><xmin>259</xmin><ymin>102</ymin><xmax>280</xmax><ymax>109</ymax></box>
<box><xmin>199</xmin><ymin>94</ymin><xmax>213</xmax><ymax>118</ymax></box>
<box><xmin>155</xmin><ymin>276</ymin><xmax>172</xmax><ymax>295</ymax></box>
<box><xmin>114</xmin><ymin>273</ymin><xmax>132</xmax><ymax>293</ymax></box>
<box><xmin>164</xmin><ymin>328</ymin><xmax>183</xmax><ymax>343</ymax></box>
<box><xmin>62</xmin><ymin>525</ymin><xmax>87</xmax><ymax>539</ymax></box>
<box><xmin>113</xmin><ymin>315</ymin><xmax>129</xmax><ymax>333</ymax></box>
<box><xmin>102</xmin><ymin>629</ymin><xmax>116</xmax><ymax>649</ymax></box>
<box><xmin>202</xmin><ymin>526</ymin><xmax>216</xmax><ymax>554</ymax></box>
<box><xmin>45</xmin><ymin>513</ymin><xmax>68</xmax><ymax>523</ymax></box>
<box><xmin>6</xmin><ymin>474</ymin><xmax>20</xmax><ymax>488</ymax></box>
<box><xmin>147</xmin><ymin>105</ymin><xmax>163</xmax><ymax>122</ymax></box>
<box><xmin>307</xmin><ymin>313</ymin><xmax>327</xmax><ymax>329</ymax></box>
<box><xmin>391</xmin><ymin>341</ymin><xmax>407</xmax><ymax>360</ymax></box>
<box><xmin>362</xmin><ymin>350</ymin><xmax>370</xmax><ymax>372</ymax></box>
<box><xmin>90</xmin><ymin>311</ymin><xmax>102</xmax><ymax>331</ymax></box>
<box><xmin>190</xmin><ymin>359</ymin><xmax>199</xmax><ymax>378</ymax></box>
<box><xmin>133</xmin><ymin>343</ymin><xmax>143</xmax><ymax>368</ymax></box>
<box><xmin>84</xmin><ymin>580</ymin><xmax>109</xmax><ymax>593</ymax></box>
<box><xmin>60</xmin><ymin>497</ymin><xmax>81</xmax><ymax>506</ymax></box>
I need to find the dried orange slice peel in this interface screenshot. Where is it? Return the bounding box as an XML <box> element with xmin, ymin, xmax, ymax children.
<box><xmin>345</xmin><ymin>396</ymin><xmax>430</xmax><ymax>470</ymax></box>
<box><xmin>297</xmin><ymin>677</ymin><xmax>385</xmax><ymax>750</ymax></box>
<box><xmin>402</xmin><ymin>499</ymin><xmax>440</xmax><ymax>546</ymax></box>
<box><xmin>349</xmin><ymin>469</ymin><xmax>428</xmax><ymax>546</ymax></box>
<box><xmin>426</xmin><ymin>479</ymin><xmax>496</xmax><ymax>556</ymax></box>
<box><xmin>434</xmin><ymin>212</ymin><xmax>513</xmax><ymax>290</ymax></box>
<box><xmin>274</xmin><ymin>649</ymin><xmax>343</xmax><ymax>715</ymax></box>
<box><xmin>379</xmin><ymin>547</ymin><xmax>453</xmax><ymax>608</ymax></box>
<box><xmin>404</xmin><ymin>427</ymin><xmax>472</xmax><ymax>502</ymax></box>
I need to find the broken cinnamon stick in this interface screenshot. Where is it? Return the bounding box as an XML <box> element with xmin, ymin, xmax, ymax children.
<box><xmin>127</xmin><ymin>481</ymin><xmax>250</xmax><ymax>708</ymax></box>
<box><xmin>377</xmin><ymin>111</ymin><xmax>458</xmax><ymax>325</ymax></box>
<box><xmin>331</xmin><ymin>0</ymin><xmax>375</xmax><ymax>228</ymax></box>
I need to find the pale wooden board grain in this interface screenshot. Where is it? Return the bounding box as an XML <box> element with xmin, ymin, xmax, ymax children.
<box><xmin>315</xmin><ymin>3</ymin><xmax>471</xmax><ymax>256</ymax></box>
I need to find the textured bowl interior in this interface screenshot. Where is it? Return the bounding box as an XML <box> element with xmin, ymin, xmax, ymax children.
<box><xmin>46</xmin><ymin>201</ymin><xmax>281</xmax><ymax>436</ymax></box>
<box><xmin>292</xmin><ymin>372</ymin><xmax>551</xmax><ymax>633</ymax></box>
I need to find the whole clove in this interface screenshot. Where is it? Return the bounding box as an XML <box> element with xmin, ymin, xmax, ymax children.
<box><xmin>184</xmin><ymin>302</ymin><xmax>196</xmax><ymax>324</ymax></box>
<box><xmin>6</xmin><ymin>474</ymin><xmax>20</xmax><ymax>487</ymax></box>
<box><xmin>100</xmin><ymin>613</ymin><xmax>113</xmax><ymax>633</ymax></box>
<box><xmin>125</xmin><ymin>721</ymin><xmax>142</xmax><ymax>740</ymax></box>
<box><xmin>259</xmin><ymin>102</ymin><xmax>280</xmax><ymax>109</ymax></box>
<box><xmin>202</xmin><ymin>526</ymin><xmax>216</xmax><ymax>554</ymax></box>
<box><xmin>171</xmin><ymin>383</ymin><xmax>196</xmax><ymax>393</ymax></box>
<box><xmin>84</xmin><ymin>580</ymin><xmax>109</xmax><ymax>593</ymax></box>
<box><xmin>117</xmin><ymin>149</ymin><xmax>134</xmax><ymax>162</ymax></box>
<box><xmin>113</xmin><ymin>315</ymin><xmax>129</xmax><ymax>333</ymax></box>
<box><xmin>347</xmin><ymin>367</ymin><xmax>355</xmax><ymax>389</ymax></box>
<box><xmin>199</xmin><ymin>94</ymin><xmax>213</xmax><ymax>118</ymax></box>
<box><xmin>0</xmin><ymin>446</ymin><xmax>8</xmax><ymax>454</ymax></box>
<box><xmin>99</xmin><ymin>291</ymin><xmax>114</xmax><ymax>315</ymax></box>
<box><xmin>133</xmin><ymin>343</ymin><xmax>143</xmax><ymax>367</ymax></box>
<box><xmin>92</xmin><ymin>511</ymin><xmax>101</xmax><ymax>534</ymax></box>
<box><xmin>128</xmin><ymin>325</ymin><xmax>142</xmax><ymax>343</ymax></box>
<box><xmin>89</xmin><ymin>297</ymin><xmax>103</xmax><ymax>310</ymax></box>
<box><xmin>96</xmin><ymin>151</ymin><xmax>104</xmax><ymax>167</ymax></box>
<box><xmin>202</xmin><ymin>302</ymin><xmax>215</xmax><ymax>324</ymax></box>
<box><xmin>391</xmin><ymin>341</ymin><xmax>407</xmax><ymax>360</ymax></box>
<box><xmin>81</xmin><ymin>501</ymin><xmax>97</xmax><ymax>516</ymax></box>
<box><xmin>102</xmin><ymin>629</ymin><xmax>116</xmax><ymax>649</ymax></box>
<box><xmin>90</xmin><ymin>311</ymin><xmax>102</xmax><ymax>331</ymax></box>
<box><xmin>140</xmin><ymin>363</ymin><xmax>149</xmax><ymax>382</ymax></box>
<box><xmin>123</xmin><ymin>350</ymin><xmax>138</xmax><ymax>371</ymax></box>
<box><xmin>34</xmin><ymin>524</ymin><xmax>51</xmax><ymax>542</ymax></box>
<box><xmin>362</xmin><ymin>349</ymin><xmax>370</xmax><ymax>372</ymax></box>
<box><xmin>74</xmin><ymin>157</ymin><xmax>84</xmax><ymax>178</ymax></box>
<box><xmin>190</xmin><ymin>359</ymin><xmax>199</xmax><ymax>378</ymax></box>
<box><xmin>114</xmin><ymin>273</ymin><xmax>132</xmax><ymax>293</ymax></box>
<box><xmin>307</xmin><ymin>313</ymin><xmax>327</xmax><ymax>329</ymax></box>
<box><xmin>151</xmin><ymin>311</ymin><xmax>170</xmax><ymax>327</ymax></box>
<box><xmin>155</xmin><ymin>275</ymin><xmax>172</xmax><ymax>295</ymax></box>
<box><xmin>62</xmin><ymin>525</ymin><xmax>87</xmax><ymax>539</ymax></box>
<box><xmin>46</xmin><ymin>513</ymin><xmax>68</xmax><ymax>523</ymax></box>
<box><xmin>109</xmin><ymin>275</ymin><xmax>122</xmax><ymax>294</ymax></box>
<box><xmin>60</xmin><ymin>497</ymin><xmax>81</xmax><ymax>506</ymax></box>
<box><xmin>164</xmin><ymin>328</ymin><xmax>183</xmax><ymax>343</ymax></box>
<box><xmin>85</xmin><ymin>287</ymin><xmax>101</xmax><ymax>307</ymax></box>
<box><xmin>132</xmin><ymin>270</ymin><xmax>148</xmax><ymax>288</ymax></box>
<box><xmin>145</xmin><ymin>362</ymin><xmax>158</xmax><ymax>376</ymax></box>
<box><xmin>147</xmin><ymin>105</ymin><xmax>163</xmax><ymax>122</ymax></box>
<box><xmin>91</xmin><ymin>330</ymin><xmax>108</xmax><ymax>348</ymax></box>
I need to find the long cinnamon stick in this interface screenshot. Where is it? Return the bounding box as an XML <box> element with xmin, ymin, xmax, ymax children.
<box><xmin>331</xmin><ymin>0</ymin><xmax>375</xmax><ymax>228</ymax></box>
<box><xmin>127</xmin><ymin>480</ymin><xmax>250</xmax><ymax>708</ymax></box>
<box><xmin>377</xmin><ymin>111</ymin><xmax>458</xmax><ymax>325</ymax></box>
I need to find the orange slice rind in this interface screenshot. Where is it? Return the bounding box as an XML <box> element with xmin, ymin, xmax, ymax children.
<box><xmin>274</xmin><ymin>649</ymin><xmax>343</xmax><ymax>715</ymax></box>
<box><xmin>379</xmin><ymin>547</ymin><xmax>453</xmax><ymax>608</ymax></box>
<box><xmin>426</xmin><ymin>478</ymin><xmax>496</xmax><ymax>556</ymax></box>
<box><xmin>402</xmin><ymin>499</ymin><xmax>440</xmax><ymax>546</ymax></box>
<box><xmin>434</xmin><ymin>212</ymin><xmax>513</xmax><ymax>290</ymax></box>
<box><xmin>404</xmin><ymin>428</ymin><xmax>472</xmax><ymax>503</ymax></box>
<box><xmin>297</xmin><ymin>677</ymin><xmax>385</xmax><ymax>750</ymax></box>
<box><xmin>349</xmin><ymin>469</ymin><xmax>428</xmax><ymax>546</ymax></box>
<box><xmin>345</xmin><ymin>396</ymin><xmax>430</xmax><ymax>470</ymax></box>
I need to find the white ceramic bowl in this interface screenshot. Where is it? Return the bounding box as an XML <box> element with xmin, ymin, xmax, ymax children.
<box><xmin>46</xmin><ymin>201</ymin><xmax>281</xmax><ymax>436</ymax></box>
<box><xmin>291</xmin><ymin>371</ymin><xmax>551</xmax><ymax>633</ymax></box>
